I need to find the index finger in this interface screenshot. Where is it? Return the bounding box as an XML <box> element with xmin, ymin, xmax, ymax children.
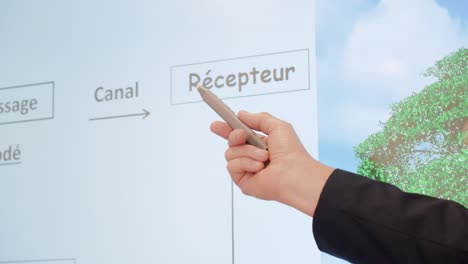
<box><xmin>238</xmin><ymin>110</ymin><xmax>283</xmax><ymax>135</ymax></box>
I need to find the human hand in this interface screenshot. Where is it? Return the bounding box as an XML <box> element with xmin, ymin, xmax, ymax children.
<box><xmin>210</xmin><ymin>110</ymin><xmax>334</xmax><ymax>217</ymax></box>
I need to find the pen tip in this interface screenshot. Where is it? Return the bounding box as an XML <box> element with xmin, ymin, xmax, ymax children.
<box><xmin>197</xmin><ymin>85</ymin><xmax>207</xmax><ymax>95</ymax></box>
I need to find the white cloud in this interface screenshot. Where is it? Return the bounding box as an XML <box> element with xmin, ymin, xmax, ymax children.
<box><xmin>318</xmin><ymin>0</ymin><xmax>468</xmax><ymax>144</ymax></box>
<box><xmin>316</xmin><ymin>0</ymin><xmax>377</xmax><ymax>58</ymax></box>
<box><xmin>341</xmin><ymin>0</ymin><xmax>467</xmax><ymax>100</ymax></box>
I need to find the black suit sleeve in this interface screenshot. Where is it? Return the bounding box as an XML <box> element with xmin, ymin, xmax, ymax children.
<box><xmin>312</xmin><ymin>169</ymin><xmax>468</xmax><ymax>264</ymax></box>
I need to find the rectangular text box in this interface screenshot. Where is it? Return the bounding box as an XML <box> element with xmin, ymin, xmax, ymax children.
<box><xmin>170</xmin><ymin>49</ymin><xmax>310</xmax><ymax>105</ymax></box>
<box><xmin>0</xmin><ymin>82</ymin><xmax>54</xmax><ymax>125</ymax></box>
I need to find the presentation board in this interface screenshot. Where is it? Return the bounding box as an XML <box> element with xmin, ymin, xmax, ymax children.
<box><xmin>0</xmin><ymin>1</ymin><xmax>319</xmax><ymax>263</ymax></box>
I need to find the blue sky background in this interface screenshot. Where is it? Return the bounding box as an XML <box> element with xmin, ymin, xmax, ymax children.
<box><xmin>316</xmin><ymin>0</ymin><xmax>467</xmax><ymax>263</ymax></box>
<box><xmin>316</xmin><ymin>0</ymin><xmax>468</xmax><ymax>172</ymax></box>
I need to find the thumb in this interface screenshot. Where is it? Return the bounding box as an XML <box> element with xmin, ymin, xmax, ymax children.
<box><xmin>238</xmin><ymin>110</ymin><xmax>283</xmax><ymax>135</ymax></box>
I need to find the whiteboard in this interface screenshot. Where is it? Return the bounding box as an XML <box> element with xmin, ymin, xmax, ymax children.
<box><xmin>0</xmin><ymin>1</ymin><xmax>319</xmax><ymax>263</ymax></box>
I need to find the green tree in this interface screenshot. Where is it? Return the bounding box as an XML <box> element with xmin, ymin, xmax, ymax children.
<box><xmin>354</xmin><ymin>48</ymin><xmax>468</xmax><ymax>207</ymax></box>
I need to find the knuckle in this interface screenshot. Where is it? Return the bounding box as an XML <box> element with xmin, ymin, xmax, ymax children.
<box><xmin>224</xmin><ymin>148</ymin><xmax>232</xmax><ymax>161</ymax></box>
<box><xmin>227</xmin><ymin>159</ymin><xmax>243</xmax><ymax>174</ymax></box>
<box><xmin>228</xmin><ymin>133</ymin><xmax>236</xmax><ymax>144</ymax></box>
<box><xmin>240</xmin><ymin>187</ymin><xmax>249</xmax><ymax>196</ymax></box>
<box><xmin>226</xmin><ymin>161</ymin><xmax>235</xmax><ymax>173</ymax></box>
<box><xmin>239</xmin><ymin>178</ymin><xmax>250</xmax><ymax>195</ymax></box>
<box><xmin>281</xmin><ymin>121</ymin><xmax>293</xmax><ymax>130</ymax></box>
<box><xmin>259</xmin><ymin>112</ymin><xmax>272</xmax><ymax>118</ymax></box>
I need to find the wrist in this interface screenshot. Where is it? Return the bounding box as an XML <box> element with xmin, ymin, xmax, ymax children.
<box><xmin>279</xmin><ymin>154</ymin><xmax>334</xmax><ymax>217</ymax></box>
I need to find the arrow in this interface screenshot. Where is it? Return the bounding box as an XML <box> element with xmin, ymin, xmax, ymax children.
<box><xmin>89</xmin><ymin>109</ymin><xmax>150</xmax><ymax>121</ymax></box>
<box><xmin>0</xmin><ymin>161</ymin><xmax>22</xmax><ymax>166</ymax></box>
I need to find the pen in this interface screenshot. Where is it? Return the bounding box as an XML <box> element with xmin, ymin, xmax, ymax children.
<box><xmin>197</xmin><ymin>85</ymin><xmax>268</xmax><ymax>150</ymax></box>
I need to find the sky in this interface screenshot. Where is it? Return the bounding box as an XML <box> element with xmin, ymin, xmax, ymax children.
<box><xmin>316</xmin><ymin>0</ymin><xmax>468</xmax><ymax>173</ymax></box>
<box><xmin>436</xmin><ymin>0</ymin><xmax>468</xmax><ymax>20</ymax></box>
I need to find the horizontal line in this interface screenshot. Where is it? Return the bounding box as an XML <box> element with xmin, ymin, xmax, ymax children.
<box><xmin>0</xmin><ymin>258</ymin><xmax>75</xmax><ymax>264</ymax></box>
<box><xmin>0</xmin><ymin>117</ymin><xmax>54</xmax><ymax>126</ymax></box>
<box><xmin>171</xmin><ymin>87</ymin><xmax>311</xmax><ymax>106</ymax></box>
<box><xmin>171</xmin><ymin>49</ymin><xmax>309</xmax><ymax>68</ymax></box>
<box><xmin>0</xmin><ymin>161</ymin><xmax>22</xmax><ymax>166</ymax></box>
<box><xmin>89</xmin><ymin>113</ymin><xmax>144</xmax><ymax>121</ymax></box>
<box><xmin>0</xmin><ymin>81</ymin><xmax>54</xmax><ymax>91</ymax></box>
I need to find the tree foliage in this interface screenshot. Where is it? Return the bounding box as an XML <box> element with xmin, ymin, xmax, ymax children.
<box><xmin>355</xmin><ymin>48</ymin><xmax>468</xmax><ymax>207</ymax></box>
